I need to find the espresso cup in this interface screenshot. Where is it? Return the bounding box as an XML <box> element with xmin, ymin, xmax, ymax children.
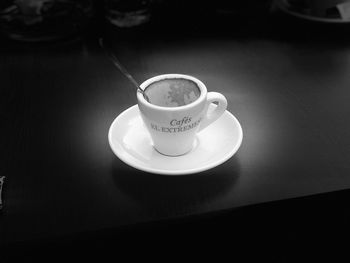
<box><xmin>137</xmin><ymin>74</ymin><xmax>227</xmax><ymax>156</ymax></box>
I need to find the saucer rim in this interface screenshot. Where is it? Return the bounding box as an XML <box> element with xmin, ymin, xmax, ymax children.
<box><xmin>108</xmin><ymin>105</ymin><xmax>243</xmax><ymax>175</ymax></box>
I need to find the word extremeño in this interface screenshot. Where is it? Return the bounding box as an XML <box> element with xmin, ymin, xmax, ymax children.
<box><xmin>151</xmin><ymin>116</ymin><xmax>201</xmax><ymax>133</ymax></box>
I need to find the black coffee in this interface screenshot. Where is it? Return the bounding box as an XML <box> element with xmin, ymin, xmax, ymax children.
<box><xmin>144</xmin><ymin>78</ymin><xmax>201</xmax><ymax>107</ymax></box>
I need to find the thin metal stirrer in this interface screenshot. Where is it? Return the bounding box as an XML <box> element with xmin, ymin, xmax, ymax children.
<box><xmin>98</xmin><ymin>38</ymin><xmax>148</xmax><ymax>100</ymax></box>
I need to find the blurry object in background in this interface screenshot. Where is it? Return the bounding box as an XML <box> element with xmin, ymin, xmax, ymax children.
<box><xmin>273</xmin><ymin>0</ymin><xmax>350</xmax><ymax>23</ymax></box>
<box><xmin>215</xmin><ymin>0</ymin><xmax>269</xmax><ymax>16</ymax></box>
<box><xmin>212</xmin><ymin>0</ymin><xmax>272</xmax><ymax>29</ymax></box>
<box><xmin>0</xmin><ymin>0</ymin><xmax>94</xmax><ymax>42</ymax></box>
<box><xmin>104</xmin><ymin>0</ymin><xmax>155</xmax><ymax>28</ymax></box>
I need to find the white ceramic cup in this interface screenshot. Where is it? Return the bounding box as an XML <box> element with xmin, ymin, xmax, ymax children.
<box><xmin>137</xmin><ymin>74</ymin><xmax>227</xmax><ymax>156</ymax></box>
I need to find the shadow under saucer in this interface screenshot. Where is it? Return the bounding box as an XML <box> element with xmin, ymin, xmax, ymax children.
<box><xmin>110</xmin><ymin>156</ymin><xmax>241</xmax><ymax>218</ymax></box>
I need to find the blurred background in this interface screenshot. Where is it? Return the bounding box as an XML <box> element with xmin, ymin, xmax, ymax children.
<box><xmin>0</xmin><ymin>0</ymin><xmax>349</xmax><ymax>44</ymax></box>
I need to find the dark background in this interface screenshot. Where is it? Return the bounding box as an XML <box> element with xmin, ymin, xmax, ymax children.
<box><xmin>1</xmin><ymin>0</ymin><xmax>350</xmax><ymax>261</ymax></box>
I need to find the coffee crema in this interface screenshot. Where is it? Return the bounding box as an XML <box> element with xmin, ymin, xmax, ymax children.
<box><xmin>144</xmin><ymin>78</ymin><xmax>201</xmax><ymax>107</ymax></box>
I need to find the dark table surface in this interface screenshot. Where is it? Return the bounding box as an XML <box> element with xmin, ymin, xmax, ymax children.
<box><xmin>1</xmin><ymin>5</ymin><xmax>350</xmax><ymax>259</ymax></box>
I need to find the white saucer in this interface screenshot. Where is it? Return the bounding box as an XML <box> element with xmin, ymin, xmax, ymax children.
<box><xmin>108</xmin><ymin>104</ymin><xmax>243</xmax><ymax>175</ymax></box>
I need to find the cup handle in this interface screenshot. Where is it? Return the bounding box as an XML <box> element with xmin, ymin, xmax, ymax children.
<box><xmin>198</xmin><ymin>92</ymin><xmax>227</xmax><ymax>132</ymax></box>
